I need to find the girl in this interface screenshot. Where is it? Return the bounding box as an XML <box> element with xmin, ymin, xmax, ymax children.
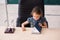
<box><xmin>21</xmin><ymin>6</ymin><xmax>48</xmax><ymax>33</ymax></box>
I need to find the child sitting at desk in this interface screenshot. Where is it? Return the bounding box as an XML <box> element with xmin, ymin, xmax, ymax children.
<box><xmin>21</xmin><ymin>6</ymin><xmax>48</xmax><ymax>33</ymax></box>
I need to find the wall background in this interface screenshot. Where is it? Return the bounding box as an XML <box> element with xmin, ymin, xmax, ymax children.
<box><xmin>0</xmin><ymin>0</ymin><xmax>60</xmax><ymax>28</ymax></box>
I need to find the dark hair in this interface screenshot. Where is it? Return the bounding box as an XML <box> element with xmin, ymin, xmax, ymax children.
<box><xmin>31</xmin><ymin>6</ymin><xmax>43</xmax><ymax>15</ymax></box>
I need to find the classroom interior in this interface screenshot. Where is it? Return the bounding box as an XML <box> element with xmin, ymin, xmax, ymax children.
<box><xmin>0</xmin><ymin>0</ymin><xmax>60</xmax><ymax>40</ymax></box>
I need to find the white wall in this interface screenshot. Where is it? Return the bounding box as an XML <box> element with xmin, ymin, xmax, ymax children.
<box><xmin>45</xmin><ymin>5</ymin><xmax>60</xmax><ymax>28</ymax></box>
<box><xmin>0</xmin><ymin>0</ymin><xmax>5</xmax><ymax>4</ymax></box>
<box><xmin>0</xmin><ymin>4</ymin><xmax>18</xmax><ymax>27</ymax></box>
<box><xmin>7</xmin><ymin>4</ymin><xmax>18</xmax><ymax>27</ymax></box>
<box><xmin>0</xmin><ymin>4</ymin><xmax>60</xmax><ymax>28</ymax></box>
<box><xmin>0</xmin><ymin>4</ymin><xmax>7</xmax><ymax>26</ymax></box>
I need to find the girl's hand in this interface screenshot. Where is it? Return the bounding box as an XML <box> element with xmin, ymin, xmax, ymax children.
<box><xmin>39</xmin><ymin>22</ymin><xmax>47</xmax><ymax>28</ymax></box>
<box><xmin>22</xmin><ymin>27</ymin><xmax>26</xmax><ymax>31</ymax></box>
<box><xmin>39</xmin><ymin>23</ymin><xmax>42</xmax><ymax>27</ymax></box>
<box><xmin>21</xmin><ymin>21</ymin><xmax>29</xmax><ymax>31</ymax></box>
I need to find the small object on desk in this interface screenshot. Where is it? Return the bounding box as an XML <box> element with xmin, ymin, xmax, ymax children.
<box><xmin>32</xmin><ymin>22</ymin><xmax>42</xmax><ymax>34</ymax></box>
<box><xmin>34</xmin><ymin>22</ymin><xmax>42</xmax><ymax>32</ymax></box>
<box><xmin>4</xmin><ymin>28</ymin><xmax>15</xmax><ymax>33</ymax></box>
<box><xmin>32</xmin><ymin>27</ymin><xmax>41</xmax><ymax>34</ymax></box>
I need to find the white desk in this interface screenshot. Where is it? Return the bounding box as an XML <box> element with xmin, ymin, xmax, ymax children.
<box><xmin>0</xmin><ymin>27</ymin><xmax>60</xmax><ymax>40</ymax></box>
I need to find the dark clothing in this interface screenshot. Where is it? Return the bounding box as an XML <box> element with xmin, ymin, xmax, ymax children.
<box><xmin>27</xmin><ymin>17</ymin><xmax>47</xmax><ymax>32</ymax></box>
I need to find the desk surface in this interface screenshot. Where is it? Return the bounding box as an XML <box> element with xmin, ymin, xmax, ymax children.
<box><xmin>0</xmin><ymin>27</ymin><xmax>60</xmax><ymax>40</ymax></box>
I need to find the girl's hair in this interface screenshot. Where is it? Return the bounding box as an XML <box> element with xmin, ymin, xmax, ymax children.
<box><xmin>31</xmin><ymin>6</ymin><xmax>43</xmax><ymax>16</ymax></box>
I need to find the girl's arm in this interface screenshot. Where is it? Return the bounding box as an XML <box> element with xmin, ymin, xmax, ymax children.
<box><xmin>39</xmin><ymin>22</ymin><xmax>47</xmax><ymax>28</ymax></box>
<box><xmin>21</xmin><ymin>21</ymin><xmax>29</xmax><ymax>31</ymax></box>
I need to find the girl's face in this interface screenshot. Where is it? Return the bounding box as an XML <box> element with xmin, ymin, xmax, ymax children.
<box><xmin>32</xmin><ymin>12</ymin><xmax>41</xmax><ymax>20</ymax></box>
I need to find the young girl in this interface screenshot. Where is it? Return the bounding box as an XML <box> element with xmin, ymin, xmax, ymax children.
<box><xmin>21</xmin><ymin>6</ymin><xmax>48</xmax><ymax>33</ymax></box>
